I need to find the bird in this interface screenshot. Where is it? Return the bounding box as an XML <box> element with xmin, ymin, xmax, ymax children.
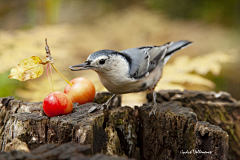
<box><xmin>69</xmin><ymin>40</ymin><xmax>192</xmax><ymax>116</ymax></box>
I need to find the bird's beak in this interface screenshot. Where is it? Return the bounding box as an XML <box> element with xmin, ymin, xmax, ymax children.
<box><xmin>69</xmin><ymin>62</ymin><xmax>92</xmax><ymax>71</ymax></box>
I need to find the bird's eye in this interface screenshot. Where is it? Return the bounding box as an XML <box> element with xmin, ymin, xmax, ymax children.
<box><xmin>99</xmin><ymin>59</ymin><xmax>106</xmax><ymax>65</ymax></box>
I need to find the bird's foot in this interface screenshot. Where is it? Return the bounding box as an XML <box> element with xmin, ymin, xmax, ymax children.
<box><xmin>100</xmin><ymin>102</ymin><xmax>109</xmax><ymax>110</ymax></box>
<box><xmin>88</xmin><ymin>102</ymin><xmax>108</xmax><ymax>113</ymax></box>
<box><xmin>149</xmin><ymin>102</ymin><xmax>157</xmax><ymax>117</ymax></box>
<box><xmin>88</xmin><ymin>94</ymin><xmax>116</xmax><ymax>113</ymax></box>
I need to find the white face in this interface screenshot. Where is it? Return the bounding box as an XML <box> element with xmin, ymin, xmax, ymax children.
<box><xmin>88</xmin><ymin>55</ymin><xmax>111</xmax><ymax>72</ymax></box>
<box><xmin>88</xmin><ymin>54</ymin><xmax>129</xmax><ymax>76</ymax></box>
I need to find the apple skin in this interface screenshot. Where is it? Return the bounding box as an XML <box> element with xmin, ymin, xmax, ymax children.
<box><xmin>64</xmin><ymin>77</ymin><xmax>95</xmax><ymax>105</ymax></box>
<box><xmin>43</xmin><ymin>91</ymin><xmax>73</xmax><ymax>117</ymax></box>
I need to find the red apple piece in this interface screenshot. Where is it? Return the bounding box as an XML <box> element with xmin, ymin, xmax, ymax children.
<box><xmin>43</xmin><ymin>91</ymin><xmax>73</xmax><ymax>117</ymax></box>
<box><xmin>64</xmin><ymin>77</ymin><xmax>95</xmax><ymax>105</ymax></box>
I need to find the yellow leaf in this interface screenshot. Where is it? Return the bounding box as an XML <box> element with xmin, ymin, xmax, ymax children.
<box><xmin>8</xmin><ymin>56</ymin><xmax>44</xmax><ymax>81</ymax></box>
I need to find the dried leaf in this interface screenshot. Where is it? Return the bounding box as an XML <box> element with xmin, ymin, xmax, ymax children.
<box><xmin>8</xmin><ymin>56</ymin><xmax>44</xmax><ymax>81</ymax></box>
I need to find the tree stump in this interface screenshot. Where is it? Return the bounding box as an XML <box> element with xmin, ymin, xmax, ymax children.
<box><xmin>0</xmin><ymin>91</ymin><xmax>231</xmax><ymax>160</ymax></box>
<box><xmin>147</xmin><ymin>90</ymin><xmax>240</xmax><ymax>160</ymax></box>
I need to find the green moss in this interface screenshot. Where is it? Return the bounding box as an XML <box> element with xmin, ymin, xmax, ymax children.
<box><xmin>18</xmin><ymin>132</ymin><xmax>27</xmax><ymax>141</ymax></box>
<box><xmin>204</xmin><ymin>112</ymin><xmax>209</xmax><ymax>121</ymax></box>
<box><xmin>116</xmin><ymin>119</ymin><xmax>123</xmax><ymax>126</ymax></box>
<box><xmin>94</xmin><ymin>100</ymin><xmax>101</xmax><ymax>104</ymax></box>
<box><xmin>219</xmin><ymin>112</ymin><xmax>226</xmax><ymax>121</ymax></box>
<box><xmin>175</xmin><ymin>129</ymin><xmax>179</xmax><ymax>134</ymax></box>
<box><xmin>229</xmin><ymin>127</ymin><xmax>239</xmax><ymax>142</ymax></box>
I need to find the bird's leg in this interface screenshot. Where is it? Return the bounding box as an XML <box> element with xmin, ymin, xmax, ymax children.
<box><xmin>149</xmin><ymin>91</ymin><xmax>157</xmax><ymax>116</ymax></box>
<box><xmin>100</xmin><ymin>94</ymin><xmax>117</xmax><ymax>110</ymax></box>
<box><xmin>88</xmin><ymin>94</ymin><xmax>117</xmax><ymax>113</ymax></box>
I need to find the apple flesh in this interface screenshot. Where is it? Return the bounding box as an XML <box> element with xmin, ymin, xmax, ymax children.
<box><xmin>64</xmin><ymin>77</ymin><xmax>95</xmax><ymax>105</ymax></box>
<box><xmin>43</xmin><ymin>91</ymin><xmax>73</xmax><ymax>117</ymax></box>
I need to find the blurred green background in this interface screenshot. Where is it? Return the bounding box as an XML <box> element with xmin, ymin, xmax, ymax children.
<box><xmin>0</xmin><ymin>0</ymin><xmax>239</xmax><ymax>105</ymax></box>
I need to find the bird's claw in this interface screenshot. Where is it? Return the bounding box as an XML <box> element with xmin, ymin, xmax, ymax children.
<box><xmin>87</xmin><ymin>100</ymin><xmax>111</xmax><ymax>113</ymax></box>
<box><xmin>88</xmin><ymin>106</ymin><xmax>98</xmax><ymax>113</ymax></box>
<box><xmin>100</xmin><ymin>103</ymin><xmax>108</xmax><ymax>110</ymax></box>
<box><xmin>88</xmin><ymin>103</ymin><xmax>107</xmax><ymax>113</ymax></box>
<box><xmin>149</xmin><ymin>102</ymin><xmax>157</xmax><ymax>117</ymax></box>
<box><xmin>88</xmin><ymin>94</ymin><xmax>116</xmax><ymax>113</ymax></box>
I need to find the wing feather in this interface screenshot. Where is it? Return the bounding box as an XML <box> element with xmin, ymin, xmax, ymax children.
<box><xmin>120</xmin><ymin>40</ymin><xmax>192</xmax><ymax>79</ymax></box>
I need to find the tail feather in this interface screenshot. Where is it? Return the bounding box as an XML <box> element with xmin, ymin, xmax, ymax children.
<box><xmin>163</xmin><ymin>40</ymin><xmax>192</xmax><ymax>65</ymax></box>
<box><xmin>166</xmin><ymin>40</ymin><xmax>192</xmax><ymax>57</ymax></box>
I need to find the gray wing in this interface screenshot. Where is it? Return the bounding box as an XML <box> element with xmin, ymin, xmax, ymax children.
<box><xmin>120</xmin><ymin>43</ymin><xmax>170</xmax><ymax>79</ymax></box>
<box><xmin>120</xmin><ymin>40</ymin><xmax>192</xmax><ymax>79</ymax></box>
<box><xmin>120</xmin><ymin>47</ymin><xmax>150</xmax><ymax>79</ymax></box>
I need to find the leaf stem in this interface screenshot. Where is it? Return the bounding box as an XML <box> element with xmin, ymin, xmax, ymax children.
<box><xmin>51</xmin><ymin>64</ymin><xmax>73</xmax><ymax>86</ymax></box>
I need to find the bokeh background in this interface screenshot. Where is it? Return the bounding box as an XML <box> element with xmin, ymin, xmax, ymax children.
<box><xmin>0</xmin><ymin>0</ymin><xmax>239</xmax><ymax>106</ymax></box>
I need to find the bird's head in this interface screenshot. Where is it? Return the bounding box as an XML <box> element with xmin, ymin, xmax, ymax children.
<box><xmin>69</xmin><ymin>50</ymin><xmax>129</xmax><ymax>74</ymax></box>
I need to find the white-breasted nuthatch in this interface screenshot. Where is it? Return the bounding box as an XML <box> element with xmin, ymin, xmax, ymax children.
<box><xmin>69</xmin><ymin>40</ymin><xmax>192</xmax><ymax>116</ymax></box>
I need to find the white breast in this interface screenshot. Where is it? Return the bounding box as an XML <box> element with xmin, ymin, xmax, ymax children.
<box><xmin>97</xmin><ymin>57</ymin><xmax>136</xmax><ymax>94</ymax></box>
<box><xmin>97</xmin><ymin>60</ymin><xmax>163</xmax><ymax>94</ymax></box>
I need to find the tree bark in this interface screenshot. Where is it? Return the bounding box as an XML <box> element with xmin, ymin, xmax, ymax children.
<box><xmin>0</xmin><ymin>91</ymin><xmax>231</xmax><ymax>160</ymax></box>
<box><xmin>147</xmin><ymin>90</ymin><xmax>239</xmax><ymax>160</ymax></box>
